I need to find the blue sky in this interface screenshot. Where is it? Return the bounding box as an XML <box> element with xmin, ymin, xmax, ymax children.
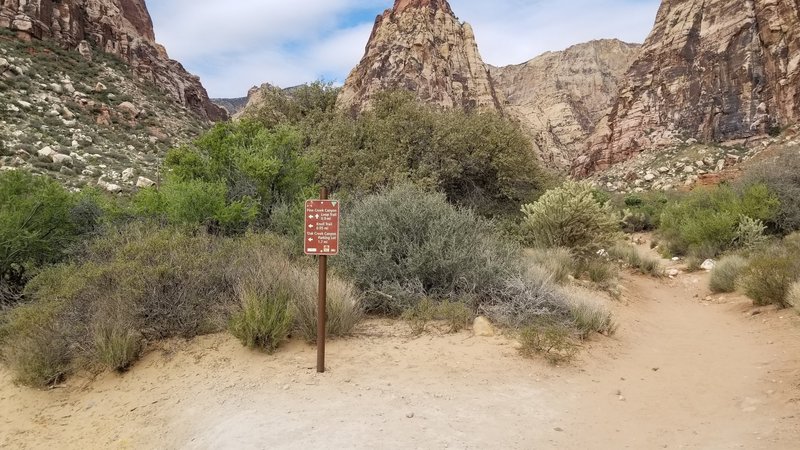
<box><xmin>146</xmin><ymin>0</ymin><xmax>661</xmax><ymax>98</ymax></box>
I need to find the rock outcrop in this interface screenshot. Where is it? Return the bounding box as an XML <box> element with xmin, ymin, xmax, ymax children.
<box><xmin>0</xmin><ymin>0</ymin><xmax>226</xmax><ymax>121</ymax></box>
<box><xmin>337</xmin><ymin>0</ymin><xmax>502</xmax><ymax>113</ymax></box>
<box><xmin>573</xmin><ymin>0</ymin><xmax>800</xmax><ymax>176</ymax></box>
<box><xmin>491</xmin><ymin>39</ymin><xmax>640</xmax><ymax>170</ymax></box>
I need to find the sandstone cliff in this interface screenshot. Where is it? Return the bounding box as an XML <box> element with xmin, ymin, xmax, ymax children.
<box><xmin>573</xmin><ymin>0</ymin><xmax>800</xmax><ymax>176</ymax></box>
<box><xmin>337</xmin><ymin>0</ymin><xmax>502</xmax><ymax>113</ymax></box>
<box><xmin>491</xmin><ymin>39</ymin><xmax>640</xmax><ymax>170</ymax></box>
<box><xmin>0</xmin><ymin>0</ymin><xmax>226</xmax><ymax>121</ymax></box>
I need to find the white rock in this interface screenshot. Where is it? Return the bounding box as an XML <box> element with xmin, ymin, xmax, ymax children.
<box><xmin>644</xmin><ymin>173</ymin><xmax>656</xmax><ymax>182</ymax></box>
<box><xmin>62</xmin><ymin>81</ymin><xmax>75</xmax><ymax>94</ymax></box>
<box><xmin>6</xmin><ymin>104</ymin><xmax>19</xmax><ymax>113</ymax></box>
<box><xmin>49</xmin><ymin>83</ymin><xmax>63</xmax><ymax>94</ymax></box>
<box><xmin>683</xmin><ymin>166</ymin><xmax>695</xmax><ymax>174</ymax></box>
<box><xmin>473</xmin><ymin>316</ymin><xmax>495</xmax><ymax>337</ymax></box>
<box><xmin>94</xmin><ymin>82</ymin><xmax>107</xmax><ymax>92</ymax></box>
<box><xmin>121</xmin><ymin>168</ymin><xmax>135</xmax><ymax>182</ymax></box>
<box><xmin>51</xmin><ymin>154</ymin><xmax>73</xmax><ymax>166</ymax></box>
<box><xmin>16</xmin><ymin>100</ymin><xmax>31</xmax><ymax>109</ymax></box>
<box><xmin>98</xmin><ymin>180</ymin><xmax>122</xmax><ymax>194</ymax></box>
<box><xmin>701</xmin><ymin>259</ymin><xmax>716</xmax><ymax>271</ymax></box>
<box><xmin>37</xmin><ymin>146</ymin><xmax>56</xmax><ymax>158</ymax></box>
<box><xmin>657</xmin><ymin>166</ymin><xmax>670</xmax><ymax>174</ymax></box>
<box><xmin>668</xmin><ymin>269</ymin><xmax>680</xmax><ymax>278</ymax></box>
<box><xmin>136</xmin><ymin>177</ymin><xmax>156</xmax><ymax>188</ymax></box>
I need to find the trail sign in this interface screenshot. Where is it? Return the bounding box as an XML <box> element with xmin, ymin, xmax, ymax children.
<box><xmin>304</xmin><ymin>199</ymin><xmax>340</xmax><ymax>256</ymax></box>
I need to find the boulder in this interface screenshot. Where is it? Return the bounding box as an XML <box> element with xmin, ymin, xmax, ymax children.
<box><xmin>473</xmin><ymin>316</ymin><xmax>495</xmax><ymax>337</ymax></box>
<box><xmin>51</xmin><ymin>154</ymin><xmax>73</xmax><ymax>166</ymax></box>
<box><xmin>136</xmin><ymin>177</ymin><xmax>156</xmax><ymax>188</ymax></box>
<box><xmin>121</xmin><ymin>168</ymin><xmax>135</xmax><ymax>182</ymax></box>
<box><xmin>94</xmin><ymin>82</ymin><xmax>107</xmax><ymax>92</ymax></box>
<box><xmin>117</xmin><ymin>101</ymin><xmax>138</xmax><ymax>117</ymax></box>
<box><xmin>701</xmin><ymin>259</ymin><xmax>716</xmax><ymax>271</ymax></box>
<box><xmin>37</xmin><ymin>146</ymin><xmax>55</xmax><ymax>158</ymax></box>
<box><xmin>98</xmin><ymin>179</ymin><xmax>122</xmax><ymax>194</ymax></box>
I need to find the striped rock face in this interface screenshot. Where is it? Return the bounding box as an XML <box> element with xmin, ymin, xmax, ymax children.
<box><xmin>337</xmin><ymin>0</ymin><xmax>503</xmax><ymax>114</ymax></box>
<box><xmin>573</xmin><ymin>0</ymin><xmax>800</xmax><ymax>177</ymax></box>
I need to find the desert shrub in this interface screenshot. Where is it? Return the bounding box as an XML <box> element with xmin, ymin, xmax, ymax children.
<box><xmin>0</xmin><ymin>226</ymin><xmax>301</xmax><ymax>386</ymax></box>
<box><xmin>479</xmin><ymin>267</ymin><xmax>573</xmax><ymax>329</ymax></box>
<box><xmin>518</xmin><ymin>320</ymin><xmax>579</xmax><ymax>365</ymax></box>
<box><xmin>0</xmin><ymin>171</ymin><xmax>103</xmax><ymax>306</ymax></box>
<box><xmin>732</xmin><ymin>216</ymin><xmax>768</xmax><ymax>250</ymax></box>
<box><xmin>709</xmin><ymin>255</ymin><xmax>748</xmax><ymax>293</ymax></box>
<box><xmin>292</xmin><ymin>268</ymin><xmax>363</xmax><ymax>343</ymax></box>
<box><xmin>312</xmin><ymin>91</ymin><xmax>548</xmax><ymax>216</ymax></box>
<box><xmin>401</xmin><ymin>298</ymin><xmax>436</xmax><ymax>336</ymax></box>
<box><xmin>658</xmin><ymin>184</ymin><xmax>778</xmax><ymax>258</ymax></box>
<box><xmin>526</xmin><ymin>248</ymin><xmax>575</xmax><ymax>285</ymax></box>
<box><xmin>157</xmin><ymin>121</ymin><xmax>315</xmax><ymax>232</ymax></box>
<box><xmin>608</xmin><ymin>244</ymin><xmax>664</xmax><ymax>277</ymax></box>
<box><xmin>568</xmin><ymin>296</ymin><xmax>618</xmax><ymax>339</ymax></box>
<box><xmin>434</xmin><ymin>300</ymin><xmax>474</xmax><ymax>333</ymax></box>
<box><xmin>787</xmin><ymin>282</ymin><xmax>800</xmax><ymax>314</ymax></box>
<box><xmin>738</xmin><ymin>235</ymin><xmax>800</xmax><ymax>307</ymax></box>
<box><xmin>338</xmin><ymin>185</ymin><xmax>519</xmax><ymax>315</ymax></box>
<box><xmin>521</xmin><ymin>181</ymin><xmax>620</xmax><ymax>256</ymax></box>
<box><xmin>740</xmin><ymin>150</ymin><xmax>800</xmax><ymax>234</ymax></box>
<box><xmin>616</xmin><ymin>192</ymin><xmax>671</xmax><ymax>232</ymax></box>
<box><xmin>229</xmin><ymin>286</ymin><xmax>293</xmax><ymax>353</ymax></box>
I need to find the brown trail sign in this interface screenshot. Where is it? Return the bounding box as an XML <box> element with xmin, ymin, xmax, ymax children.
<box><xmin>305</xmin><ymin>189</ymin><xmax>340</xmax><ymax>373</ymax></box>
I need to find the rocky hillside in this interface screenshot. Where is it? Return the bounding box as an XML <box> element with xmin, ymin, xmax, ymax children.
<box><xmin>337</xmin><ymin>0</ymin><xmax>502</xmax><ymax>114</ymax></box>
<box><xmin>213</xmin><ymin>96</ymin><xmax>249</xmax><ymax>116</ymax></box>
<box><xmin>574</xmin><ymin>0</ymin><xmax>800</xmax><ymax>176</ymax></box>
<box><xmin>491</xmin><ymin>39</ymin><xmax>640</xmax><ymax>170</ymax></box>
<box><xmin>0</xmin><ymin>0</ymin><xmax>226</xmax><ymax>121</ymax></box>
<box><xmin>0</xmin><ymin>27</ymin><xmax>206</xmax><ymax>192</ymax></box>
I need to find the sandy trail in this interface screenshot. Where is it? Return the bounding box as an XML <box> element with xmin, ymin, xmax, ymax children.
<box><xmin>1</xmin><ymin>259</ymin><xmax>799</xmax><ymax>449</ymax></box>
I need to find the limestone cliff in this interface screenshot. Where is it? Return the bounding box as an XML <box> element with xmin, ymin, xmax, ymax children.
<box><xmin>337</xmin><ymin>0</ymin><xmax>502</xmax><ymax>113</ymax></box>
<box><xmin>573</xmin><ymin>0</ymin><xmax>800</xmax><ymax>176</ymax></box>
<box><xmin>0</xmin><ymin>0</ymin><xmax>226</xmax><ymax>121</ymax></box>
<box><xmin>491</xmin><ymin>39</ymin><xmax>640</xmax><ymax>170</ymax></box>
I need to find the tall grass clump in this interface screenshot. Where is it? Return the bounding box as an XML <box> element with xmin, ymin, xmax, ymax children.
<box><xmin>567</xmin><ymin>296</ymin><xmax>618</xmax><ymax>339</ymax></box>
<box><xmin>709</xmin><ymin>255</ymin><xmax>748</xmax><ymax>293</ymax></box>
<box><xmin>291</xmin><ymin>268</ymin><xmax>363</xmax><ymax>342</ymax></box>
<box><xmin>229</xmin><ymin>286</ymin><xmax>293</xmax><ymax>352</ymax></box>
<box><xmin>525</xmin><ymin>248</ymin><xmax>575</xmax><ymax>285</ymax></box>
<box><xmin>609</xmin><ymin>244</ymin><xmax>664</xmax><ymax>277</ymax></box>
<box><xmin>787</xmin><ymin>282</ymin><xmax>800</xmax><ymax>314</ymax></box>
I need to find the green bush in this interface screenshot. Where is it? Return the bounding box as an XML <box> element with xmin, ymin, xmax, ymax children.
<box><xmin>575</xmin><ymin>258</ymin><xmax>619</xmax><ymax>285</ymax></box>
<box><xmin>740</xmin><ymin>150</ymin><xmax>800</xmax><ymax>234</ymax></box>
<box><xmin>0</xmin><ymin>171</ymin><xmax>103</xmax><ymax>306</ymax></box>
<box><xmin>338</xmin><ymin>184</ymin><xmax>519</xmax><ymax>315</ymax></box>
<box><xmin>658</xmin><ymin>184</ymin><xmax>778</xmax><ymax>258</ymax></box>
<box><xmin>709</xmin><ymin>255</ymin><xmax>748</xmax><ymax>293</ymax></box>
<box><xmin>738</xmin><ymin>235</ymin><xmax>800</xmax><ymax>307</ymax></box>
<box><xmin>312</xmin><ymin>91</ymin><xmax>548</xmax><ymax>216</ymax></box>
<box><xmin>521</xmin><ymin>181</ymin><xmax>620</xmax><ymax>256</ymax></box>
<box><xmin>229</xmin><ymin>287</ymin><xmax>293</xmax><ymax>353</ymax></box>
<box><xmin>400</xmin><ymin>299</ymin><xmax>474</xmax><ymax>335</ymax></box>
<box><xmin>617</xmin><ymin>192</ymin><xmax>671</xmax><ymax>232</ymax></box>
<box><xmin>526</xmin><ymin>247</ymin><xmax>575</xmax><ymax>285</ymax></box>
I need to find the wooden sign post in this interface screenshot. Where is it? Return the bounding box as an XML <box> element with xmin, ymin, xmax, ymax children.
<box><xmin>304</xmin><ymin>188</ymin><xmax>340</xmax><ymax>373</ymax></box>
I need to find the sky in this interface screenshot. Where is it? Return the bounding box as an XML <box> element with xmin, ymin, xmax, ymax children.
<box><xmin>146</xmin><ymin>0</ymin><xmax>662</xmax><ymax>99</ymax></box>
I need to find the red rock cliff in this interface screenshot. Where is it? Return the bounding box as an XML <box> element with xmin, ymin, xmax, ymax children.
<box><xmin>573</xmin><ymin>0</ymin><xmax>800</xmax><ymax>176</ymax></box>
<box><xmin>0</xmin><ymin>0</ymin><xmax>227</xmax><ymax>121</ymax></box>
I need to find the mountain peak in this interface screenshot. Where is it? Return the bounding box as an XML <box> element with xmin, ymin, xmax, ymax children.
<box><xmin>393</xmin><ymin>0</ymin><xmax>453</xmax><ymax>15</ymax></box>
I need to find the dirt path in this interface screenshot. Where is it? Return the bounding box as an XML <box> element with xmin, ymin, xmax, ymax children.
<box><xmin>1</xmin><ymin>261</ymin><xmax>798</xmax><ymax>449</ymax></box>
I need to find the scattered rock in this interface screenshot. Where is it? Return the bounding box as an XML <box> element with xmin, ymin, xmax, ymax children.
<box><xmin>97</xmin><ymin>179</ymin><xmax>122</xmax><ymax>194</ymax></box>
<box><xmin>644</xmin><ymin>173</ymin><xmax>656</xmax><ymax>182</ymax></box>
<box><xmin>94</xmin><ymin>82</ymin><xmax>107</xmax><ymax>92</ymax></box>
<box><xmin>701</xmin><ymin>259</ymin><xmax>716</xmax><ymax>271</ymax></box>
<box><xmin>668</xmin><ymin>269</ymin><xmax>680</xmax><ymax>278</ymax></box>
<box><xmin>51</xmin><ymin>154</ymin><xmax>73</xmax><ymax>166</ymax></box>
<box><xmin>117</xmin><ymin>101</ymin><xmax>138</xmax><ymax>117</ymax></box>
<box><xmin>473</xmin><ymin>316</ymin><xmax>495</xmax><ymax>337</ymax></box>
<box><xmin>121</xmin><ymin>168</ymin><xmax>135</xmax><ymax>182</ymax></box>
<box><xmin>406</xmin><ymin>412</ymin><xmax>415</xmax><ymax>419</ymax></box>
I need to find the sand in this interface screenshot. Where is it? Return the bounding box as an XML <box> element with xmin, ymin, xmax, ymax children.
<box><xmin>1</xmin><ymin>259</ymin><xmax>799</xmax><ymax>449</ymax></box>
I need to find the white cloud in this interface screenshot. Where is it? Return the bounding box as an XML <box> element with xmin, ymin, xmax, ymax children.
<box><xmin>146</xmin><ymin>0</ymin><xmax>661</xmax><ymax>98</ymax></box>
